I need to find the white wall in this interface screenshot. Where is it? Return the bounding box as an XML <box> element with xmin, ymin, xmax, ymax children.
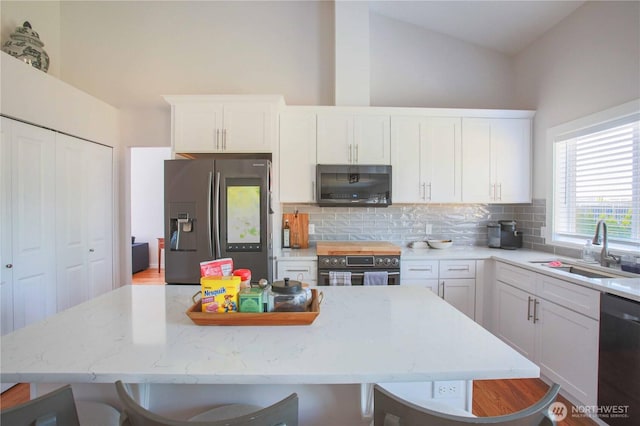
<box><xmin>514</xmin><ymin>0</ymin><xmax>640</xmax><ymax>199</ymax></box>
<box><xmin>131</xmin><ymin>147</ymin><xmax>171</xmax><ymax>271</ymax></box>
<box><xmin>369</xmin><ymin>12</ymin><xmax>515</xmax><ymax>109</ymax></box>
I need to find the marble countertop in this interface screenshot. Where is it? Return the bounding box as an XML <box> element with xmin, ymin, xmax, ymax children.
<box><xmin>276</xmin><ymin>245</ymin><xmax>640</xmax><ymax>302</ymax></box>
<box><xmin>0</xmin><ymin>285</ymin><xmax>538</xmax><ymax>385</ymax></box>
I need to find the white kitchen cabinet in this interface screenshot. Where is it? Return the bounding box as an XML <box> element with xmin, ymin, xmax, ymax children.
<box><xmin>0</xmin><ymin>118</ymin><xmax>56</xmax><ymax>332</ymax></box>
<box><xmin>461</xmin><ymin>118</ymin><xmax>531</xmax><ymax>203</ymax></box>
<box><xmin>56</xmin><ymin>134</ymin><xmax>114</xmax><ymax>312</ymax></box>
<box><xmin>401</xmin><ymin>259</ymin><xmax>476</xmax><ymax>319</ymax></box>
<box><xmin>494</xmin><ymin>261</ymin><xmax>599</xmax><ymax>407</ymax></box>
<box><xmin>165</xmin><ymin>96</ymin><xmax>282</xmax><ymax>154</ymax></box>
<box><xmin>439</xmin><ymin>260</ymin><xmax>476</xmax><ymax>319</ymax></box>
<box><xmin>316</xmin><ymin>112</ymin><xmax>390</xmax><ymax>165</ymax></box>
<box><xmin>401</xmin><ymin>260</ymin><xmax>439</xmax><ymax>293</ymax></box>
<box><xmin>279</xmin><ymin>110</ymin><xmax>317</xmax><ymax>203</ymax></box>
<box><xmin>276</xmin><ymin>259</ymin><xmax>317</xmax><ymax>286</ymax></box>
<box><xmin>392</xmin><ymin>116</ymin><xmax>461</xmax><ymax>203</ymax></box>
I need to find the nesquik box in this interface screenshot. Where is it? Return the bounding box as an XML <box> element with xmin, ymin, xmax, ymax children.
<box><xmin>200</xmin><ymin>276</ymin><xmax>241</xmax><ymax>313</ymax></box>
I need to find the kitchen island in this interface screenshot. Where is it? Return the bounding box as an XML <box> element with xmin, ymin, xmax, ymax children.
<box><xmin>1</xmin><ymin>285</ymin><xmax>538</xmax><ymax>425</ymax></box>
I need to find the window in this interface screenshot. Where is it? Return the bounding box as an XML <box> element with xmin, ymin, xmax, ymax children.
<box><xmin>552</xmin><ymin>108</ymin><xmax>640</xmax><ymax>251</ymax></box>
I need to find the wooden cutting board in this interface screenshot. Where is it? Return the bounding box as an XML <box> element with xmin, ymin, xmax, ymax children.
<box><xmin>316</xmin><ymin>241</ymin><xmax>401</xmax><ymax>255</ymax></box>
<box><xmin>282</xmin><ymin>213</ymin><xmax>309</xmax><ymax>249</ymax></box>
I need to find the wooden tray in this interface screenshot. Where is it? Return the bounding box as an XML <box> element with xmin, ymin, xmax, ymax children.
<box><xmin>186</xmin><ymin>289</ymin><xmax>322</xmax><ymax>326</ymax></box>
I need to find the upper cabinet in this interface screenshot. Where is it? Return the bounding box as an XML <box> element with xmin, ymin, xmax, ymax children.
<box><xmin>462</xmin><ymin>118</ymin><xmax>531</xmax><ymax>203</ymax></box>
<box><xmin>392</xmin><ymin>116</ymin><xmax>461</xmax><ymax>203</ymax></box>
<box><xmin>316</xmin><ymin>112</ymin><xmax>391</xmax><ymax>165</ymax></box>
<box><xmin>164</xmin><ymin>95</ymin><xmax>284</xmax><ymax>154</ymax></box>
<box><xmin>279</xmin><ymin>110</ymin><xmax>317</xmax><ymax>203</ymax></box>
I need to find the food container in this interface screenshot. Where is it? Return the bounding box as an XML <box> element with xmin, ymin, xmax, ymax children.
<box><xmin>427</xmin><ymin>239</ymin><xmax>453</xmax><ymax>249</ymax></box>
<box><xmin>200</xmin><ymin>276</ymin><xmax>241</xmax><ymax>313</ymax></box>
<box><xmin>271</xmin><ymin>278</ymin><xmax>309</xmax><ymax>312</ymax></box>
<box><xmin>238</xmin><ymin>288</ymin><xmax>263</xmax><ymax>313</ymax></box>
<box><xmin>233</xmin><ymin>269</ymin><xmax>252</xmax><ymax>289</ymax></box>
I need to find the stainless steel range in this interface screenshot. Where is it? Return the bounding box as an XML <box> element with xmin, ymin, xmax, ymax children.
<box><xmin>316</xmin><ymin>242</ymin><xmax>401</xmax><ymax>286</ymax></box>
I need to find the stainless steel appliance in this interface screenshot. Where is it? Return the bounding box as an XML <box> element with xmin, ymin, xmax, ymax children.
<box><xmin>317</xmin><ymin>255</ymin><xmax>401</xmax><ymax>286</ymax></box>
<box><xmin>497</xmin><ymin>220</ymin><xmax>523</xmax><ymax>250</ymax></box>
<box><xmin>598</xmin><ymin>293</ymin><xmax>639</xmax><ymax>425</ymax></box>
<box><xmin>316</xmin><ymin>164</ymin><xmax>392</xmax><ymax>207</ymax></box>
<box><xmin>164</xmin><ymin>159</ymin><xmax>272</xmax><ymax>284</ymax></box>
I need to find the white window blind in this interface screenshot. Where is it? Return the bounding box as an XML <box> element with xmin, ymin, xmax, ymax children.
<box><xmin>553</xmin><ymin>114</ymin><xmax>640</xmax><ymax>247</ymax></box>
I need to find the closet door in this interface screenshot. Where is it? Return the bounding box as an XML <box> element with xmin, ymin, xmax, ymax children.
<box><xmin>56</xmin><ymin>134</ymin><xmax>89</xmax><ymax>311</ymax></box>
<box><xmin>10</xmin><ymin>120</ymin><xmax>56</xmax><ymax>329</ymax></box>
<box><xmin>85</xmin><ymin>141</ymin><xmax>113</xmax><ymax>298</ymax></box>
<box><xmin>1</xmin><ymin>118</ymin><xmax>14</xmax><ymax>335</ymax></box>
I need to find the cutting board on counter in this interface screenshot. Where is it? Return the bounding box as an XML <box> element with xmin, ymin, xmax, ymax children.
<box><xmin>316</xmin><ymin>241</ymin><xmax>401</xmax><ymax>255</ymax></box>
<box><xmin>282</xmin><ymin>213</ymin><xmax>309</xmax><ymax>249</ymax></box>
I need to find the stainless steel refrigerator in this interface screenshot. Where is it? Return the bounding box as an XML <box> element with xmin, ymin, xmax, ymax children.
<box><xmin>164</xmin><ymin>159</ymin><xmax>272</xmax><ymax>284</ymax></box>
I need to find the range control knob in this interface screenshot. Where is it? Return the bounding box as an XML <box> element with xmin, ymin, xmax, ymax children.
<box><xmin>391</xmin><ymin>258</ymin><xmax>399</xmax><ymax>266</ymax></box>
<box><xmin>331</xmin><ymin>258</ymin><xmax>338</xmax><ymax>266</ymax></box>
<box><xmin>376</xmin><ymin>258</ymin><xmax>384</xmax><ymax>265</ymax></box>
<box><xmin>384</xmin><ymin>258</ymin><xmax>391</xmax><ymax>265</ymax></box>
<box><xmin>322</xmin><ymin>258</ymin><xmax>331</xmax><ymax>265</ymax></box>
<box><xmin>340</xmin><ymin>259</ymin><xmax>346</xmax><ymax>265</ymax></box>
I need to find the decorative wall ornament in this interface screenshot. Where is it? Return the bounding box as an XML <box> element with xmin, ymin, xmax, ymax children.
<box><xmin>2</xmin><ymin>21</ymin><xmax>50</xmax><ymax>72</ymax></box>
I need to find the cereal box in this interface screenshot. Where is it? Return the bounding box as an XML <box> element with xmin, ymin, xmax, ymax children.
<box><xmin>200</xmin><ymin>276</ymin><xmax>241</xmax><ymax>313</ymax></box>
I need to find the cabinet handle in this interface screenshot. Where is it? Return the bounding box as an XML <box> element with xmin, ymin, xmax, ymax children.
<box><xmin>533</xmin><ymin>299</ymin><xmax>540</xmax><ymax>324</ymax></box>
<box><xmin>355</xmin><ymin>144</ymin><xmax>359</xmax><ymax>163</ymax></box>
<box><xmin>216</xmin><ymin>129</ymin><xmax>220</xmax><ymax>150</ymax></box>
<box><xmin>89</xmin><ymin>248</ymin><xmax>95</xmax><ymax>253</ymax></box>
<box><xmin>286</xmin><ymin>269</ymin><xmax>309</xmax><ymax>272</ymax></box>
<box><xmin>446</xmin><ymin>267</ymin><xmax>469</xmax><ymax>271</ymax></box>
<box><xmin>427</xmin><ymin>183</ymin><xmax>432</xmax><ymax>201</ymax></box>
<box><xmin>223</xmin><ymin>129</ymin><xmax>227</xmax><ymax>150</ymax></box>
<box><xmin>440</xmin><ymin>281</ymin><xmax>445</xmax><ymax>299</ymax></box>
<box><xmin>348</xmin><ymin>144</ymin><xmax>352</xmax><ymax>163</ymax></box>
<box><xmin>497</xmin><ymin>183</ymin><xmax>502</xmax><ymax>201</ymax></box>
<box><xmin>5</xmin><ymin>264</ymin><xmax>12</xmax><ymax>269</ymax></box>
<box><xmin>421</xmin><ymin>182</ymin><xmax>426</xmax><ymax>200</ymax></box>
<box><xmin>408</xmin><ymin>267</ymin><xmax>432</xmax><ymax>272</ymax></box>
<box><xmin>527</xmin><ymin>296</ymin><xmax>533</xmax><ymax>321</ymax></box>
<box><xmin>312</xmin><ymin>181</ymin><xmax>316</xmax><ymax>201</ymax></box>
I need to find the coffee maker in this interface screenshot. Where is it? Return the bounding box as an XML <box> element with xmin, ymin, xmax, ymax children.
<box><xmin>487</xmin><ymin>220</ymin><xmax>523</xmax><ymax>249</ymax></box>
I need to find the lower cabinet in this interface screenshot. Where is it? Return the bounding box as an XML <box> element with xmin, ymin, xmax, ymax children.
<box><xmin>494</xmin><ymin>261</ymin><xmax>599</xmax><ymax>407</ymax></box>
<box><xmin>402</xmin><ymin>259</ymin><xmax>476</xmax><ymax>320</ymax></box>
<box><xmin>276</xmin><ymin>259</ymin><xmax>317</xmax><ymax>286</ymax></box>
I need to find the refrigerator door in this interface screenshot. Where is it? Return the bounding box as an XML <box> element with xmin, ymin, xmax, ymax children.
<box><xmin>164</xmin><ymin>159</ymin><xmax>214</xmax><ymax>284</ymax></box>
<box><xmin>217</xmin><ymin>159</ymin><xmax>273</xmax><ymax>283</ymax></box>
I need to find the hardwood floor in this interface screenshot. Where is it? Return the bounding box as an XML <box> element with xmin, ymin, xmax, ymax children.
<box><xmin>0</xmin><ymin>269</ymin><xmax>596</xmax><ymax>424</ymax></box>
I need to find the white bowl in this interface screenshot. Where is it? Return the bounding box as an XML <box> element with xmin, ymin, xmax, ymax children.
<box><xmin>427</xmin><ymin>239</ymin><xmax>453</xmax><ymax>249</ymax></box>
<box><xmin>409</xmin><ymin>241</ymin><xmax>429</xmax><ymax>249</ymax></box>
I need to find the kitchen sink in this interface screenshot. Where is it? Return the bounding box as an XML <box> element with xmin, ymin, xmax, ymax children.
<box><xmin>530</xmin><ymin>260</ymin><xmax>629</xmax><ymax>279</ymax></box>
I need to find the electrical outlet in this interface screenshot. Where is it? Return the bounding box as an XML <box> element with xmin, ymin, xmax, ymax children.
<box><xmin>425</xmin><ymin>224</ymin><xmax>433</xmax><ymax>235</ymax></box>
<box><xmin>308</xmin><ymin>224</ymin><xmax>315</xmax><ymax>235</ymax></box>
<box><xmin>433</xmin><ymin>381</ymin><xmax>461</xmax><ymax>398</ymax></box>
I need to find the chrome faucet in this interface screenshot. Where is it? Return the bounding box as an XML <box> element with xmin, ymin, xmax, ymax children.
<box><xmin>592</xmin><ymin>220</ymin><xmax>621</xmax><ymax>267</ymax></box>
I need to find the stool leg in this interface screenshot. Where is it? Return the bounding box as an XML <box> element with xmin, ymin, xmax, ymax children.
<box><xmin>158</xmin><ymin>245</ymin><xmax>161</xmax><ymax>273</ymax></box>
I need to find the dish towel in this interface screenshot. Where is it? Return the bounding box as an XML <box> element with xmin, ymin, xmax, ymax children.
<box><xmin>363</xmin><ymin>271</ymin><xmax>389</xmax><ymax>286</ymax></box>
<box><xmin>329</xmin><ymin>271</ymin><xmax>352</xmax><ymax>286</ymax></box>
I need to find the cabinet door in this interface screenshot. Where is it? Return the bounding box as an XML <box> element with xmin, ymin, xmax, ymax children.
<box><xmin>421</xmin><ymin>117</ymin><xmax>461</xmax><ymax>202</ymax></box>
<box><xmin>402</xmin><ymin>279</ymin><xmax>439</xmax><ymax>294</ymax></box>
<box><xmin>85</xmin><ymin>142</ymin><xmax>114</xmax><ymax>299</ymax></box>
<box><xmin>173</xmin><ymin>102</ymin><xmax>223</xmax><ymax>153</ymax></box>
<box><xmin>494</xmin><ymin>282</ymin><xmax>536</xmax><ymax>359</ymax></box>
<box><xmin>354</xmin><ymin>115</ymin><xmax>390</xmax><ymax>164</ymax></box>
<box><xmin>391</xmin><ymin>116</ymin><xmax>422</xmax><ymax>203</ymax></box>
<box><xmin>461</xmin><ymin>118</ymin><xmax>492</xmax><ymax>203</ymax></box>
<box><xmin>10</xmin><ymin>121</ymin><xmax>56</xmax><ymax>329</ymax></box>
<box><xmin>1</xmin><ymin>118</ymin><xmax>14</xmax><ymax>335</ymax></box>
<box><xmin>316</xmin><ymin>114</ymin><xmax>352</xmax><ymax>164</ymax></box>
<box><xmin>492</xmin><ymin>119</ymin><xmax>531</xmax><ymax>203</ymax></box>
<box><xmin>535</xmin><ymin>299</ymin><xmax>599</xmax><ymax>407</ymax></box>
<box><xmin>279</xmin><ymin>111</ymin><xmax>317</xmax><ymax>202</ymax></box>
<box><xmin>440</xmin><ymin>279</ymin><xmax>475</xmax><ymax>319</ymax></box>
<box><xmin>223</xmin><ymin>103</ymin><xmax>273</xmax><ymax>152</ymax></box>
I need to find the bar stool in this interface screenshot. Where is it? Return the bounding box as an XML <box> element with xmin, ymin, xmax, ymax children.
<box><xmin>157</xmin><ymin>237</ymin><xmax>164</xmax><ymax>273</ymax></box>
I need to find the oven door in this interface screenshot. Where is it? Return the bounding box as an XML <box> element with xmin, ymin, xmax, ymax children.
<box><xmin>317</xmin><ymin>269</ymin><xmax>400</xmax><ymax>286</ymax></box>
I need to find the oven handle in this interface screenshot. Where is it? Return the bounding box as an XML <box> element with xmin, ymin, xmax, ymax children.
<box><xmin>318</xmin><ymin>271</ymin><xmax>400</xmax><ymax>277</ymax></box>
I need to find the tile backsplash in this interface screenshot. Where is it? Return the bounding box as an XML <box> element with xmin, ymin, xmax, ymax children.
<box><xmin>283</xmin><ymin>198</ymin><xmax>581</xmax><ymax>257</ymax></box>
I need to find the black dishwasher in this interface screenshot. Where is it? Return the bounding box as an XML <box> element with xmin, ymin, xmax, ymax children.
<box><xmin>598</xmin><ymin>293</ymin><xmax>640</xmax><ymax>425</ymax></box>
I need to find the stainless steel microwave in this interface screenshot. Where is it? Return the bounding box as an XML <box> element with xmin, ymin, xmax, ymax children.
<box><xmin>316</xmin><ymin>164</ymin><xmax>392</xmax><ymax>207</ymax></box>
